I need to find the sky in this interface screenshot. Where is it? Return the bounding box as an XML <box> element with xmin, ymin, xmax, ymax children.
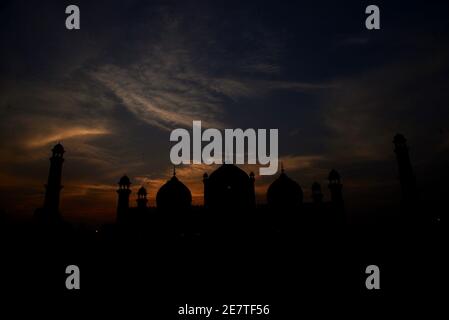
<box><xmin>1</xmin><ymin>0</ymin><xmax>448</xmax><ymax>224</ymax></box>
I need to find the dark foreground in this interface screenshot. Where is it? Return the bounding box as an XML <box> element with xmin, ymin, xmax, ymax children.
<box><xmin>0</xmin><ymin>214</ymin><xmax>445</xmax><ymax>318</ymax></box>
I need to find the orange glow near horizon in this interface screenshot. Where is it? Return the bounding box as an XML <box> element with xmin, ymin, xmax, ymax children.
<box><xmin>1</xmin><ymin>152</ymin><xmax>330</xmax><ymax>224</ymax></box>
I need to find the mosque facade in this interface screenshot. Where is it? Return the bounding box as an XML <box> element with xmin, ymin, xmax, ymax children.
<box><xmin>34</xmin><ymin>133</ymin><xmax>419</xmax><ymax>229</ymax></box>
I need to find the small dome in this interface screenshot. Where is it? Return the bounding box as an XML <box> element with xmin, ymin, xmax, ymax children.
<box><xmin>118</xmin><ymin>175</ymin><xmax>131</xmax><ymax>186</ymax></box>
<box><xmin>137</xmin><ymin>186</ymin><xmax>147</xmax><ymax>196</ymax></box>
<box><xmin>156</xmin><ymin>175</ymin><xmax>192</xmax><ymax>210</ymax></box>
<box><xmin>267</xmin><ymin>171</ymin><xmax>303</xmax><ymax>208</ymax></box>
<box><xmin>328</xmin><ymin>169</ymin><xmax>340</xmax><ymax>181</ymax></box>
<box><xmin>52</xmin><ymin>143</ymin><xmax>65</xmax><ymax>154</ymax></box>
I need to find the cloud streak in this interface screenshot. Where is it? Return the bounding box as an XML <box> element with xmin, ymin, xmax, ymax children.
<box><xmin>26</xmin><ymin>127</ymin><xmax>110</xmax><ymax>149</ymax></box>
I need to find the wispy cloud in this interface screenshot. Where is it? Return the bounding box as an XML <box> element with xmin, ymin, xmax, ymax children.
<box><xmin>91</xmin><ymin>60</ymin><xmax>332</xmax><ymax>132</ymax></box>
<box><xmin>26</xmin><ymin>127</ymin><xmax>110</xmax><ymax>149</ymax></box>
<box><xmin>280</xmin><ymin>155</ymin><xmax>324</xmax><ymax>171</ymax></box>
<box><xmin>91</xmin><ymin>65</ymin><xmax>225</xmax><ymax>130</ymax></box>
<box><xmin>87</xmin><ymin>6</ymin><xmax>333</xmax><ymax>132</ymax></box>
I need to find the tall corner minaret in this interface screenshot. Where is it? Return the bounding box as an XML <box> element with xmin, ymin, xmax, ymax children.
<box><xmin>43</xmin><ymin>143</ymin><xmax>65</xmax><ymax>217</ymax></box>
<box><xmin>393</xmin><ymin>133</ymin><xmax>418</xmax><ymax>210</ymax></box>
<box><xmin>117</xmin><ymin>175</ymin><xmax>131</xmax><ymax>222</ymax></box>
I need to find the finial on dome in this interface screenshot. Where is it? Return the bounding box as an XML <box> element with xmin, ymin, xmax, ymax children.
<box><xmin>173</xmin><ymin>165</ymin><xmax>176</xmax><ymax>176</ymax></box>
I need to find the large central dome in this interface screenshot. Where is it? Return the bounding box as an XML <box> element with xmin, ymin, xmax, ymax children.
<box><xmin>204</xmin><ymin>164</ymin><xmax>255</xmax><ymax>210</ymax></box>
<box><xmin>208</xmin><ymin>164</ymin><xmax>250</xmax><ymax>184</ymax></box>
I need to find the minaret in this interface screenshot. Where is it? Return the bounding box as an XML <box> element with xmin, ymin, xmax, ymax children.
<box><xmin>136</xmin><ymin>186</ymin><xmax>148</xmax><ymax>209</ymax></box>
<box><xmin>43</xmin><ymin>143</ymin><xmax>65</xmax><ymax>217</ymax></box>
<box><xmin>117</xmin><ymin>175</ymin><xmax>131</xmax><ymax>223</ymax></box>
<box><xmin>328</xmin><ymin>169</ymin><xmax>345</xmax><ymax>222</ymax></box>
<box><xmin>312</xmin><ymin>182</ymin><xmax>323</xmax><ymax>204</ymax></box>
<box><xmin>203</xmin><ymin>172</ymin><xmax>209</xmax><ymax>208</ymax></box>
<box><xmin>249</xmin><ymin>171</ymin><xmax>256</xmax><ymax>208</ymax></box>
<box><xmin>393</xmin><ymin>134</ymin><xmax>418</xmax><ymax>206</ymax></box>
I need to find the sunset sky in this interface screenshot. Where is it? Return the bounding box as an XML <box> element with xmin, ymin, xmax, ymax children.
<box><xmin>1</xmin><ymin>0</ymin><xmax>448</xmax><ymax>224</ymax></box>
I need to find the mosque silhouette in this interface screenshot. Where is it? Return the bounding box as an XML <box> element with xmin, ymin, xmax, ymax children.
<box><xmin>11</xmin><ymin>134</ymin><xmax>441</xmax><ymax>299</ymax></box>
<box><xmin>33</xmin><ymin>133</ymin><xmax>421</xmax><ymax>235</ymax></box>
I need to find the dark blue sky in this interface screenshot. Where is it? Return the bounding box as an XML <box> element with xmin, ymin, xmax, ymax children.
<box><xmin>1</xmin><ymin>0</ymin><xmax>448</xmax><ymax>223</ymax></box>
